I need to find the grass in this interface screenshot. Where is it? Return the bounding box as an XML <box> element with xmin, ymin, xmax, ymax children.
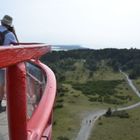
<box><xmin>133</xmin><ymin>77</ymin><xmax>140</xmax><ymax>92</ymax></box>
<box><xmin>52</xmin><ymin>61</ymin><xmax>140</xmax><ymax>140</ymax></box>
<box><xmin>53</xmin><ymin>84</ymin><xmax>103</xmax><ymax>140</ymax></box>
<box><xmin>65</xmin><ymin>60</ymin><xmax>124</xmax><ymax>82</ymax></box>
<box><xmin>65</xmin><ymin>60</ymin><xmax>91</xmax><ymax>83</ymax></box>
<box><xmin>93</xmin><ymin>67</ymin><xmax>123</xmax><ymax>81</ymax></box>
<box><xmin>89</xmin><ymin>106</ymin><xmax>140</xmax><ymax>140</ymax></box>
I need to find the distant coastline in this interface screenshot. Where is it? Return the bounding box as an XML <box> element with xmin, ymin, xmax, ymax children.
<box><xmin>52</xmin><ymin>45</ymin><xmax>86</xmax><ymax>51</ymax></box>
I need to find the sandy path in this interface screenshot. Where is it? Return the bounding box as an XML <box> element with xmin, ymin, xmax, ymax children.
<box><xmin>75</xmin><ymin>110</ymin><xmax>106</xmax><ymax>140</ymax></box>
<box><xmin>75</xmin><ymin>70</ymin><xmax>140</xmax><ymax>140</ymax></box>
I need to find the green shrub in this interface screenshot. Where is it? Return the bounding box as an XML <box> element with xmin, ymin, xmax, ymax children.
<box><xmin>105</xmin><ymin>107</ymin><xmax>112</xmax><ymax>117</ymax></box>
<box><xmin>72</xmin><ymin>80</ymin><xmax>122</xmax><ymax>96</ymax></box>
<box><xmin>57</xmin><ymin>136</ymin><xmax>70</xmax><ymax>140</ymax></box>
<box><xmin>112</xmin><ymin>110</ymin><xmax>130</xmax><ymax>118</ymax></box>
<box><xmin>59</xmin><ymin>93</ymin><xmax>65</xmax><ymax>97</ymax></box>
<box><xmin>54</xmin><ymin>103</ymin><xmax>64</xmax><ymax>109</ymax></box>
<box><xmin>98</xmin><ymin>122</ymin><xmax>103</xmax><ymax>125</ymax></box>
<box><xmin>57</xmin><ymin>99</ymin><xmax>64</xmax><ymax>103</ymax></box>
<box><xmin>88</xmin><ymin>97</ymin><xmax>98</xmax><ymax>102</ymax></box>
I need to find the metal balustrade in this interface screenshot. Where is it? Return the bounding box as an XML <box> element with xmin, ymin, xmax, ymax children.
<box><xmin>26</xmin><ymin>61</ymin><xmax>46</xmax><ymax>117</ymax></box>
<box><xmin>0</xmin><ymin>43</ymin><xmax>56</xmax><ymax>140</ymax></box>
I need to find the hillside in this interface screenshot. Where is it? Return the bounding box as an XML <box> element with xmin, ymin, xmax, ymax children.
<box><xmin>40</xmin><ymin>48</ymin><xmax>140</xmax><ymax>140</ymax></box>
<box><xmin>41</xmin><ymin>48</ymin><xmax>140</xmax><ymax>79</ymax></box>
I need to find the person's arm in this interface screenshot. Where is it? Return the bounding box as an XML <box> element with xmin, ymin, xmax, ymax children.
<box><xmin>4</xmin><ymin>32</ymin><xmax>17</xmax><ymax>45</ymax></box>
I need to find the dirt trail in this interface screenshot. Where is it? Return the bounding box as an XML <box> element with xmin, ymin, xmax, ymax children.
<box><xmin>75</xmin><ymin>70</ymin><xmax>140</xmax><ymax>140</ymax></box>
<box><xmin>75</xmin><ymin>110</ymin><xmax>106</xmax><ymax>140</ymax></box>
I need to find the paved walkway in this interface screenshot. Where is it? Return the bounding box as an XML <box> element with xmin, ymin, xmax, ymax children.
<box><xmin>75</xmin><ymin>110</ymin><xmax>106</xmax><ymax>140</ymax></box>
<box><xmin>0</xmin><ymin>100</ymin><xmax>8</xmax><ymax>140</ymax></box>
<box><xmin>0</xmin><ymin>99</ymin><xmax>33</xmax><ymax>140</ymax></box>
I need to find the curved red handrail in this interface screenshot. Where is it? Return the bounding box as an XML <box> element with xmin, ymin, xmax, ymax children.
<box><xmin>0</xmin><ymin>43</ymin><xmax>51</xmax><ymax>68</ymax></box>
<box><xmin>0</xmin><ymin>43</ymin><xmax>56</xmax><ymax>140</ymax></box>
<box><xmin>27</xmin><ymin>60</ymin><xmax>56</xmax><ymax>140</ymax></box>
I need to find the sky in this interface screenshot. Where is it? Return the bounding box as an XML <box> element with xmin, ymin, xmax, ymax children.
<box><xmin>1</xmin><ymin>0</ymin><xmax>140</xmax><ymax>49</ymax></box>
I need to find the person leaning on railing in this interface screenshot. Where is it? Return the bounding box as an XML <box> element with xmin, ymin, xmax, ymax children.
<box><xmin>0</xmin><ymin>15</ymin><xmax>18</xmax><ymax>113</ymax></box>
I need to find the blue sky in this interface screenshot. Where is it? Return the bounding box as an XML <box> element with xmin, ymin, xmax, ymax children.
<box><xmin>1</xmin><ymin>0</ymin><xmax>140</xmax><ymax>49</ymax></box>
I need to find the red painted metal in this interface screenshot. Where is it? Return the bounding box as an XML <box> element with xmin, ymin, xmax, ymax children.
<box><xmin>0</xmin><ymin>44</ymin><xmax>56</xmax><ymax>140</ymax></box>
<box><xmin>0</xmin><ymin>43</ymin><xmax>51</xmax><ymax>68</ymax></box>
<box><xmin>27</xmin><ymin>61</ymin><xmax>56</xmax><ymax>140</ymax></box>
<box><xmin>6</xmin><ymin>63</ymin><xmax>27</xmax><ymax>140</ymax></box>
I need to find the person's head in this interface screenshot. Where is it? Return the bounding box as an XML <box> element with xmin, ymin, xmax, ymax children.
<box><xmin>1</xmin><ymin>15</ymin><xmax>13</xmax><ymax>28</ymax></box>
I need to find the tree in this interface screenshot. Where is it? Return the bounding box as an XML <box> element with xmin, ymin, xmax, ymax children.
<box><xmin>105</xmin><ymin>107</ymin><xmax>112</xmax><ymax>117</ymax></box>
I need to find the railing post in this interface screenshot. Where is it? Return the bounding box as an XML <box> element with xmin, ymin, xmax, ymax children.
<box><xmin>6</xmin><ymin>63</ymin><xmax>27</xmax><ymax>140</ymax></box>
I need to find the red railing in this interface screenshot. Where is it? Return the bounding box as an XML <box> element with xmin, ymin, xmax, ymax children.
<box><xmin>0</xmin><ymin>43</ymin><xmax>56</xmax><ymax>140</ymax></box>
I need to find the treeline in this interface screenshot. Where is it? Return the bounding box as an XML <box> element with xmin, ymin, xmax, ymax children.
<box><xmin>41</xmin><ymin>48</ymin><xmax>140</xmax><ymax>79</ymax></box>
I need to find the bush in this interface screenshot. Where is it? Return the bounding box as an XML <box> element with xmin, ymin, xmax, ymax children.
<box><xmin>57</xmin><ymin>99</ymin><xmax>64</xmax><ymax>103</ymax></box>
<box><xmin>112</xmin><ymin>110</ymin><xmax>130</xmax><ymax>118</ymax></box>
<box><xmin>54</xmin><ymin>103</ymin><xmax>64</xmax><ymax>109</ymax></box>
<box><xmin>59</xmin><ymin>93</ymin><xmax>65</xmax><ymax>97</ymax></box>
<box><xmin>105</xmin><ymin>107</ymin><xmax>112</xmax><ymax>117</ymax></box>
<box><xmin>98</xmin><ymin>122</ymin><xmax>103</xmax><ymax>125</ymax></box>
<box><xmin>68</xmin><ymin>100</ymin><xmax>75</xmax><ymax>104</ymax></box>
<box><xmin>57</xmin><ymin>136</ymin><xmax>70</xmax><ymax>140</ymax></box>
<box><xmin>88</xmin><ymin>97</ymin><xmax>98</xmax><ymax>102</ymax></box>
<box><xmin>73</xmin><ymin>94</ymin><xmax>80</xmax><ymax>97</ymax></box>
<box><xmin>104</xmin><ymin>97</ymin><xmax>123</xmax><ymax>105</ymax></box>
<box><xmin>53</xmin><ymin>120</ymin><xmax>57</xmax><ymax>125</ymax></box>
<box><xmin>72</xmin><ymin>80</ymin><xmax>122</xmax><ymax>96</ymax></box>
<box><xmin>68</xmin><ymin>127</ymin><xmax>72</xmax><ymax>131</ymax></box>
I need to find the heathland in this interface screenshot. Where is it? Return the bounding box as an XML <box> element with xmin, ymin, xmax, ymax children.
<box><xmin>41</xmin><ymin>48</ymin><xmax>140</xmax><ymax>140</ymax></box>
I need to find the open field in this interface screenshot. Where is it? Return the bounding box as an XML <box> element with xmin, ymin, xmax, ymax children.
<box><xmin>89</xmin><ymin>106</ymin><xmax>140</xmax><ymax>140</ymax></box>
<box><xmin>53</xmin><ymin>84</ymin><xmax>104</xmax><ymax>140</ymax></box>
<box><xmin>52</xmin><ymin>61</ymin><xmax>140</xmax><ymax>140</ymax></box>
